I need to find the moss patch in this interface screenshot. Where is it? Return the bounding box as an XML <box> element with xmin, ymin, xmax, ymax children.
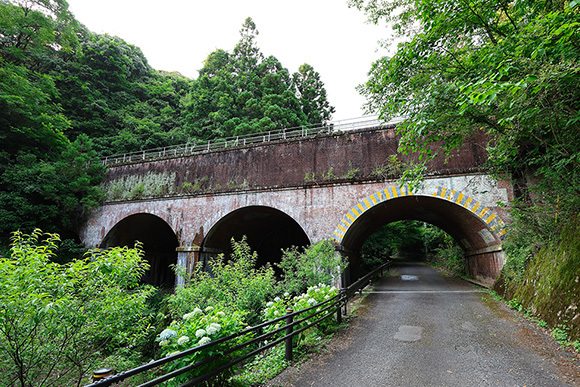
<box><xmin>495</xmin><ymin>214</ymin><xmax>580</xmax><ymax>341</ymax></box>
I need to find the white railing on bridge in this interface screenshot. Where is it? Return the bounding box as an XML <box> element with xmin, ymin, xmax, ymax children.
<box><xmin>100</xmin><ymin>116</ymin><xmax>399</xmax><ymax>166</ymax></box>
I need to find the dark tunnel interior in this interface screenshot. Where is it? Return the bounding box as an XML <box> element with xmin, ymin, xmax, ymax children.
<box><xmin>202</xmin><ymin>206</ymin><xmax>311</xmax><ymax>274</ymax></box>
<box><xmin>101</xmin><ymin>213</ymin><xmax>178</xmax><ymax>287</ymax></box>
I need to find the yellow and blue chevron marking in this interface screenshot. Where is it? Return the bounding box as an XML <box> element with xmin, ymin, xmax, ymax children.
<box><xmin>332</xmin><ymin>185</ymin><xmax>506</xmax><ymax>244</ymax></box>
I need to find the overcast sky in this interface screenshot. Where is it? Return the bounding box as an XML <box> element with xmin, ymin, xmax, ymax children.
<box><xmin>66</xmin><ymin>0</ymin><xmax>393</xmax><ymax>121</ymax></box>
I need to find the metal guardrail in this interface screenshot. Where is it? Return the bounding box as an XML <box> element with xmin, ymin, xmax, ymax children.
<box><xmin>100</xmin><ymin>116</ymin><xmax>392</xmax><ymax>166</ymax></box>
<box><xmin>85</xmin><ymin>260</ymin><xmax>393</xmax><ymax>387</ymax></box>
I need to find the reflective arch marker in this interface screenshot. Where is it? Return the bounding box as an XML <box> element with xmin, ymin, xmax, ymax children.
<box><xmin>332</xmin><ymin>185</ymin><xmax>506</xmax><ymax>244</ymax></box>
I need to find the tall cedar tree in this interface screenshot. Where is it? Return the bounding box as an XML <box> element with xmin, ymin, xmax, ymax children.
<box><xmin>184</xmin><ymin>17</ymin><xmax>334</xmax><ymax>140</ymax></box>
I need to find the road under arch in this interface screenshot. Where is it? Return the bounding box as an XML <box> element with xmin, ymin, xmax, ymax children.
<box><xmin>101</xmin><ymin>213</ymin><xmax>178</xmax><ymax>287</ymax></box>
<box><xmin>201</xmin><ymin>206</ymin><xmax>310</xmax><ymax>273</ymax></box>
<box><xmin>334</xmin><ymin>187</ymin><xmax>505</xmax><ymax>285</ymax></box>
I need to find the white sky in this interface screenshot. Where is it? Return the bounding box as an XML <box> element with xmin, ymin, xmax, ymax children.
<box><xmin>66</xmin><ymin>0</ymin><xmax>393</xmax><ymax>121</ymax></box>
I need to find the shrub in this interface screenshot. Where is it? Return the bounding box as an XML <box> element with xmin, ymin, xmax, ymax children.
<box><xmin>169</xmin><ymin>237</ymin><xmax>276</xmax><ymax>325</ymax></box>
<box><xmin>156</xmin><ymin>306</ymin><xmax>248</xmax><ymax>385</ymax></box>
<box><xmin>262</xmin><ymin>284</ymin><xmax>340</xmax><ymax>341</ymax></box>
<box><xmin>277</xmin><ymin>240</ymin><xmax>347</xmax><ymax>295</ymax></box>
<box><xmin>0</xmin><ymin>230</ymin><xmax>154</xmax><ymax>387</ymax></box>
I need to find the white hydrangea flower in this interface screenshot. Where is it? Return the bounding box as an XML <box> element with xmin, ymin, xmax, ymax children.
<box><xmin>195</xmin><ymin>329</ymin><xmax>207</xmax><ymax>338</ymax></box>
<box><xmin>198</xmin><ymin>336</ymin><xmax>211</xmax><ymax>346</ymax></box>
<box><xmin>159</xmin><ymin>340</ymin><xmax>169</xmax><ymax>347</ymax></box>
<box><xmin>307</xmin><ymin>298</ymin><xmax>317</xmax><ymax>306</ymax></box>
<box><xmin>266</xmin><ymin>301</ymin><xmax>274</xmax><ymax>307</ymax></box>
<box><xmin>205</xmin><ymin>306</ymin><xmax>214</xmax><ymax>312</ymax></box>
<box><xmin>284</xmin><ymin>292</ymin><xmax>290</xmax><ymax>298</ymax></box>
<box><xmin>184</xmin><ymin>308</ymin><xmax>203</xmax><ymax>320</ymax></box>
<box><xmin>274</xmin><ymin>297</ymin><xmax>281</xmax><ymax>302</ymax></box>
<box><xmin>177</xmin><ymin>336</ymin><xmax>190</xmax><ymax>345</ymax></box>
<box><xmin>206</xmin><ymin>322</ymin><xmax>221</xmax><ymax>335</ymax></box>
<box><xmin>216</xmin><ymin>311</ymin><xmax>226</xmax><ymax>317</ymax></box>
<box><xmin>159</xmin><ymin>329</ymin><xmax>177</xmax><ymax>340</ymax></box>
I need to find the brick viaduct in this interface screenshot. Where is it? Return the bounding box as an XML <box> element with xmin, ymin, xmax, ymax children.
<box><xmin>79</xmin><ymin>124</ymin><xmax>513</xmax><ymax>287</ymax></box>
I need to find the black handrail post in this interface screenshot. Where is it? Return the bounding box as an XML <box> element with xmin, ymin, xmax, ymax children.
<box><xmin>341</xmin><ymin>288</ymin><xmax>347</xmax><ymax>317</ymax></box>
<box><xmin>285</xmin><ymin>308</ymin><xmax>294</xmax><ymax>362</ymax></box>
<box><xmin>336</xmin><ymin>299</ymin><xmax>342</xmax><ymax>325</ymax></box>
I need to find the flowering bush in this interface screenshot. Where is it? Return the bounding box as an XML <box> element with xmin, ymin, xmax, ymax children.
<box><xmin>156</xmin><ymin>306</ymin><xmax>248</xmax><ymax>385</ymax></box>
<box><xmin>169</xmin><ymin>237</ymin><xmax>276</xmax><ymax>325</ymax></box>
<box><xmin>262</xmin><ymin>284</ymin><xmax>340</xmax><ymax>341</ymax></box>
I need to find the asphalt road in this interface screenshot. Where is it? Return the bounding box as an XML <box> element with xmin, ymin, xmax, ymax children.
<box><xmin>267</xmin><ymin>261</ymin><xmax>580</xmax><ymax>386</ymax></box>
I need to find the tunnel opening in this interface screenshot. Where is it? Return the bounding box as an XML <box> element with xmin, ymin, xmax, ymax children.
<box><xmin>101</xmin><ymin>213</ymin><xmax>178</xmax><ymax>287</ymax></box>
<box><xmin>359</xmin><ymin>220</ymin><xmax>465</xmax><ymax>277</ymax></box>
<box><xmin>202</xmin><ymin>206</ymin><xmax>310</xmax><ymax>275</ymax></box>
<box><xmin>335</xmin><ymin>192</ymin><xmax>505</xmax><ymax>286</ymax></box>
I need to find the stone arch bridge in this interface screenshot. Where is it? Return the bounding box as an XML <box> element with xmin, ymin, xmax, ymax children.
<box><xmin>80</xmin><ymin>122</ymin><xmax>513</xmax><ymax>287</ymax></box>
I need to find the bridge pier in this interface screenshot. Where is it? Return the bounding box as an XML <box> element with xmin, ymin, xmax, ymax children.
<box><xmin>175</xmin><ymin>245</ymin><xmax>201</xmax><ymax>286</ymax></box>
<box><xmin>465</xmin><ymin>247</ymin><xmax>505</xmax><ymax>285</ymax></box>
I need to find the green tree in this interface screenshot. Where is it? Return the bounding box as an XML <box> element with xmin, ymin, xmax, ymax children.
<box><xmin>51</xmin><ymin>32</ymin><xmax>190</xmax><ymax>155</ymax></box>
<box><xmin>350</xmin><ymin>0</ymin><xmax>580</xmax><ymax>244</ymax></box>
<box><xmin>360</xmin><ymin>221</ymin><xmax>425</xmax><ymax>273</ymax></box>
<box><xmin>0</xmin><ymin>0</ymin><xmax>105</xmax><ymax>244</ymax></box>
<box><xmin>183</xmin><ymin>17</ymin><xmax>334</xmax><ymax>140</ymax></box>
<box><xmin>0</xmin><ymin>230</ymin><xmax>154</xmax><ymax>387</ymax></box>
<box><xmin>293</xmin><ymin>63</ymin><xmax>335</xmax><ymax>125</ymax></box>
<box><xmin>0</xmin><ymin>135</ymin><xmax>105</xmax><ymax>237</ymax></box>
<box><xmin>0</xmin><ymin>0</ymin><xmax>79</xmax><ymax>65</ymax></box>
<box><xmin>360</xmin><ymin>221</ymin><xmax>465</xmax><ymax>275</ymax></box>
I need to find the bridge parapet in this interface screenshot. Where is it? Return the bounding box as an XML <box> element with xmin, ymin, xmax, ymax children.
<box><xmin>101</xmin><ymin>116</ymin><xmax>389</xmax><ymax>166</ymax></box>
<box><xmin>100</xmin><ymin>123</ymin><xmax>490</xmax><ymax>203</ymax></box>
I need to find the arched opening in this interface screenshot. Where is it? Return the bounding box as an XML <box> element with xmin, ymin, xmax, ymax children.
<box><xmin>101</xmin><ymin>213</ymin><xmax>178</xmax><ymax>287</ymax></box>
<box><xmin>333</xmin><ymin>187</ymin><xmax>505</xmax><ymax>285</ymax></box>
<box><xmin>359</xmin><ymin>220</ymin><xmax>465</xmax><ymax>275</ymax></box>
<box><xmin>202</xmin><ymin>206</ymin><xmax>310</xmax><ymax>273</ymax></box>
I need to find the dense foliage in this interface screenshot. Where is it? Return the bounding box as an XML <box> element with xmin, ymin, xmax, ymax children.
<box><xmin>169</xmin><ymin>238</ymin><xmax>277</xmax><ymax>325</ymax></box>
<box><xmin>0</xmin><ymin>2</ymin><xmax>335</xmax><ymax>245</ymax></box>
<box><xmin>155</xmin><ymin>238</ymin><xmax>345</xmax><ymax>385</ymax></box>
<box><xmin>182</xmin><ymin>18</ymin><xmax>334</xmax><ymax>140</ymax></box>
<box><xmin>350</xmin><ymin>0</ymin><xmax>580</xmax><ymax>247</ymax></box>
<box><xmin>360</xmin><ymin>221</ymin><xmax>465</xmax><ymax>275</ymax></box>
<box><xmin>277</xmin><ymin>240</ymin><xmax>347</xmax><ymax>295</ymax></box>
<box><xmin>157</xmin><ymin>306</ymin><xmax>248</xmax><ymax>385</ymax></box>
<box><xmin>0</xmin><ymin>0</ymin><xmax>106</xmax><ymax>243</ymax></box>
<box><xmin>0</xmin><ymin>230</ymin><xmax>153</xmax><ymax>387</ymax></box>
<box><xmin>0</xmin><ymin>229</ymin><xmax>347</xmax><ymax>386</ymax></box>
